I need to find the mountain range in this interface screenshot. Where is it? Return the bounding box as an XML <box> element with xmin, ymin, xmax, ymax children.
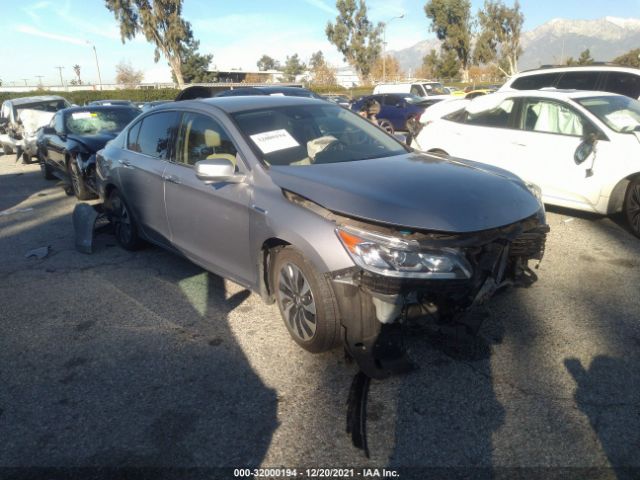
<box><xmin>389</xmin><ymin>16</ymin><xmax>640</xmax><ymax>74</ymax></box>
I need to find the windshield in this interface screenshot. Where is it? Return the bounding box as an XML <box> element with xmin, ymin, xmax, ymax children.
<box><xmin>423</xmin><ymin>83</ymin><xmax>447</xmax><ymax>95</ymax></box>
<box><xmin>232</xmin><ymin>104</ymin><xmax>407</xmax><ymax>166</ymax></box>
<box><xmin>65</xmin><ymin>109</ymin><xmax>138</xmax><ymax>135</ymax></box>
<box><xmin>576</xmin><ymin>95</ymin><xmax>640</xmax><ymax>133</ymax></box>
<box><xmin>404</xmin><ymin>94</ymin><xmax>427</xmax><ymax>104</ymax></box>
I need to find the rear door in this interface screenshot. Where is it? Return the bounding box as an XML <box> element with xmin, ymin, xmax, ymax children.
<box><xmin>117</xmin><ymin>111</ymin><xmax>178</xmax><ymax>246</ymax></box>
<box><xmin>163</xmin><ymin>110</ymin><xmax>253</xmax><ymax>284</ymax></box>
<box><xmin>381</xmin><ymin>94</ymin><xmax>406</xmax><ymax>130</ymax></box>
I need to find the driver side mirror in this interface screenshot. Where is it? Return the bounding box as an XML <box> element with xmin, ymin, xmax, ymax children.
<box><xmin>195</xmin><ymin>156</ymin><xmax>244</xmax><ymax>184</ymax></box>
<box><xmin>42</xmin><ymin>126</ymin><xmax>56</xmax><ymax>135</ymax></box>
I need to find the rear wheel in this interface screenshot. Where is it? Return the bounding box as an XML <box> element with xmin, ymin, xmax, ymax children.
<box><xmin>624</xmin><ymin>177</ymin><xmax>640</xmax><ymax>238</ymax></box>
<box><xmin>272</xmin><ymin>247</ymin><xmax>340</xmax><ymax>353</ymax></box>
<box><xmin>2</xmin><ymin>144</ymin><xmax>13</xmax><ymax>155</ymax></box>
<box><xmin>107</xmin><ymin>189</ymin><xmax>142</xmax><ymax>250</ymax></box>
<box><xmin>21</xmin><ymin>152</ymin><xmax>32</xmax><ymax>164</ymax></box>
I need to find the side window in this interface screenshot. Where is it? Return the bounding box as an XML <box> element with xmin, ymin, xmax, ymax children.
<box><xmin>127</xmin><ymin>120</ymin><xmax>142</xmax><ymax>152</ymax></box>
<box><xmin>383</xmin><ymin>95</ymin><xmax>401</xmax><ymax>106</ymax></box>
<box><xmin>511</xmin><ymin>73</ymin><xmax>561</xmax><ymax>90</ymax></box>
<box><xmin>410</xmin><ymin>85</ymin><xmax>423</xmax><ymax>96</ymax></box>
<box><xmin>54</xmin><ymin>113</ymin><xmax>65</xmax><ymax>134</ymax></box>
<box><xmin>603</xmin><ymin>72</ymin><xmax>640</xmax><ymax>99</ymax></box>
<box><xmin>465</xmin><ymin>99</ymin><xmax>515</xmax><ymax>128</ymax></box>
<box><xmin>557</xmin><ymin>71</ymin><xmax>599</xmax><ymax>90</ymax></box>
<box><xmin>0</xmin><ymin>103</ymin><xmax>10</xmax><ymax>121</ymax></box>
<box><xmin>521</xmin><ymin>99</ymin><xmax>584</xmax><ymax>136</ymax></box>
<box><xmin>176</xmin><ymin>112</ymin><xmax>238</xmax><ymax>168</ymax></box>
<box><xmin>136</xmin><ymin>112</ymin><xmax>178</xmax><ymax>159</ymax></box>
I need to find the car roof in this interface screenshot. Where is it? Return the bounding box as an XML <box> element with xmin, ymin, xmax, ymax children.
<box><xmin>486</xmin><ymin>89</ymin><xmax>620</xmax><ymax>101</ymax></box>
<box><xmin>7</xmin><ymin>95</ymin><xmax>67</xmax><ymax>106</ymax></box>
<box><xmin>155</xmin><ymin>95</ymin><xmax>329</xmax><ymax>114</ymax></box>
<box><xmin>61</xmin><ymin>105</ymin><xmax>141</xmax><ymax>114</ymax></box>
<box><xmin>516</xmin><ymin>64</ymin><xmax>640</xmax><ymax>75</ymax></box>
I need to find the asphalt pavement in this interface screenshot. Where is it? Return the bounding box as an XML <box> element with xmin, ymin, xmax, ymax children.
<box><xmin>0</xmin><ymin>153</ymin><xmax>639</xmax><ymax>479</ymax></box>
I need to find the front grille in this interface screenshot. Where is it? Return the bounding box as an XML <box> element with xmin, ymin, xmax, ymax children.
<box><xmin>510</xmin><ymin>226</ymin><xmax>549</xmax><ymax>260</ymax></box>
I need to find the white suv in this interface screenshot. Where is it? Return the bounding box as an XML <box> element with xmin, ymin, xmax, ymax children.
<box><xmin>412</xmin><ymin>89</ymin><xmax>640</xmax><ymax>237</ymax></box>
<box><xmin>499</xmin><ymin>65</ymin><xmax>640</xmax><ymax>100</ymax></box>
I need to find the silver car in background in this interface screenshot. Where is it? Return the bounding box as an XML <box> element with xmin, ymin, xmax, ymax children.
<box><xmin>96</xmin><ymin>96</ymin><xmax>548</xmax><ymax>378</ymax></box>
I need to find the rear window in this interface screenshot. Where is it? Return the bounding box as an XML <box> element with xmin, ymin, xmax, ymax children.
<box><xmin>511</xmin><ymin>73</ymin><xmax>561</xmax><ymax>90</ymax></box>
<box><xmin>603</xmin><ymin>72</ymin><xmax>640</xmax><ymax>99</ymax></box>
<box><xmin>135</xmin><ymin>111</ymin><xmax>178</xmax><ymax>159</ymax></box>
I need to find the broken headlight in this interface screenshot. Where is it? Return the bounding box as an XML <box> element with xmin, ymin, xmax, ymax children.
<box><xmin>336</xmin><ymin>226</ymin><xmax>472</xmax><ymax>279</ymax></box>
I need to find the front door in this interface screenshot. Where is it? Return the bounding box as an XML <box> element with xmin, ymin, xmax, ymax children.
<box><xmin>163</xmin><ymin>111</ymin><xmax>253</xmax><ymax>285</ymax></box>
<box><xmin>510</xmin><ymin>97</ymin><xmax>603</xmax><ymax>208</ymax></box>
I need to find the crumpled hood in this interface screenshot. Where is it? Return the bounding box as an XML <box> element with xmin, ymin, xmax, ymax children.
<box><xmin>270</xmin><ymin>152</ymin><xmax>542</xmax><ymax>233</ymax></box>
<box><xmin>17</xmin><ymin>109</ymin><xmax>54</xmax><ymax>136</ymax></box>
<box><xmin>68</xmin><ymin>132</ymin><xmax>118</xmax><ymax>153</ymax></box>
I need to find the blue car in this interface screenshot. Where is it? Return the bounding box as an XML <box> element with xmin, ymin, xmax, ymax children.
<box><xmin>351</xmin><ymin>93</ymin><xmax>443</xmax><ymax>133</ymax></box>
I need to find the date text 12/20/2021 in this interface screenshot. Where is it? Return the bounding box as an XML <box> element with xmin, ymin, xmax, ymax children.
<box><xmin>234</xmin><ymin>468</ymin><xmax>400</xmax><ymax>478</ymax></box>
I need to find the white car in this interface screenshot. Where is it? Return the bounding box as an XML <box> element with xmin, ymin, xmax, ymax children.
<box><xmin>412</xmin><ymin>89</ymin><xmax>640</xmax><ymax>237</ymax></box>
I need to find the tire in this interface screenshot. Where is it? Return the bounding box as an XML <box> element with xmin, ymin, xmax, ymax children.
<box><xmin>624</xmin><ymin>177</ymin><xmax>640</xmax><ymax>238</ymax></box>
<box><xmin>22</xmin><ymin>152</ymin><xmax>32</xmax><ymax>164</ymax></box>
<box><xmin>271</xmin><ymin>247</ymin><xmax>341</xmax><ymax>353</ymax></box>
<box><xmin>67</xmin><ymin>157</ymin><xmax>95</xmax><ymax>200</ymax></box>
<box><xmin>39</xmin><ymin>152</ymin><xmax>55</xmax><ymax>180</ymax></box>
<box><xmin>378</xmin><ymin>119</ymin><xmax>395</xmax><ymax>135</ymax></box>
<box><xmin>2</xmin><ymin>144</ymin><xmax>13</xmax><ymax>155</ymax></box>
<box><xmin>107</xmin><ymin>189</ymin><xmax>143</xmax><ymax>250</ymax></box>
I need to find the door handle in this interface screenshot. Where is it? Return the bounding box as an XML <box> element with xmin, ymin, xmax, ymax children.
<box><xmin>163</xmin><ymin>174</ymin><xmax>181</xmax><ymax>185</ymax></box>
<box><xmin>511</xmin><ymin>142</ymin><xmax>527</xmax><ymax>147</ymax></box>
<box><xmin>118</xmin><ymin>159</ymin><xmax>133</xmax><ymax>168</ymax></box>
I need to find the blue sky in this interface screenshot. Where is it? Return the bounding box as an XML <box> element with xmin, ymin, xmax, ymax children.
<box><xmin>0</xmin><ymin>0</ymin><xmax>639</xmax><ymax>86</ymax></box>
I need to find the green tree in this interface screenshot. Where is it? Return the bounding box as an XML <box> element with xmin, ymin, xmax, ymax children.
<box><xmin>326</xmin><ymin>0</ymin><xmax>383</xmax><ymax>83</ymax></box>
<box><xmin>173</xmin><ymin>38</ymin><xmax>216</xmax><ymax>83</ymax></box>
<box><xmin>105</xmin><ymin>0</ymin><xmax>193</xmax><ymax>87</ymax></box>
<box><xmin>116</xmin><ymin>60</ymin><xmax>144</xmax><ymax>87</ymax></box>
<box><xmin>257</xmin><ymin>54</ymin><xmax>280</xmax><ymax>71</ymax></box>
<box><xmin>474</xmin><ymin>0</ymin><xmax>523</xmax><ymax>76</ymax></box>
<box><xmin>282</xmin><ymin>54</ymin><xmax>306</xmax><ymax>82</ymax></box>
<box><xmin>72</xmin><ymin>64</ymin><xmax>82</xmax><ymax>85</ymax></box>
<box><xmin>577</xmin><ymin>48</ymin><xmax>594</xmax><ymax>65</ymax></box>
<box><xmin>613</xmin><ymin>48</ymin><xmax>640</xmax><ymax>68</ymax></box>
<box><xmin>420</xmin><ymin>49</ymin><xmax>461</xmax><ymax>79</ymax></box>
<box><xmin>309</xmin><ymin>50</ymin><xmax>325</xmax><ymax>69</ymax></box>
<box><xmin>424</xmin><ymin>0</ymin><xmax>472</xmax><ymax>80</ymax></box>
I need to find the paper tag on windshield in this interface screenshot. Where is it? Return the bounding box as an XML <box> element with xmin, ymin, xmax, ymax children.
<box><xmin>250</xmin><ymin>129</ymin><xmax>299</xmax><ymax>154</ymax></box>
<box><xmin>71</xmin><ymin>112</ymin><xmax>93</xmax><ymax>120</ymax></box>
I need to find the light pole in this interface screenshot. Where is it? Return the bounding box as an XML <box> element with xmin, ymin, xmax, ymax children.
<box><xmin>92</xmin><ymin>44</ymin><xmax>103</xmax><ymax>91</ymax></box>
<box><xmin>382</xmin><ymin>14</ymin><xmax>404</xmax><ymax>82</ymax></box>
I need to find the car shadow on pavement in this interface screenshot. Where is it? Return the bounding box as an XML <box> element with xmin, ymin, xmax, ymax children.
<box><xmin>0</xmin><ymin>239</ymin><xmax>278</xmax><ymax>475</ymax></box>
<box><xmin>565</xmin><ymin>356</ymin><xmax>640</xmax><ymax>480</ymax></box>
<box><xmin>385</xmin><ymin>311</ymin><xmax>506</xmax><ymax>479</ymax></box>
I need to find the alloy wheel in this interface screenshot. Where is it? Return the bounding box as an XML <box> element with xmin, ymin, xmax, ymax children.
<box><xmin>278</xmin><ymin>263</ymin><xmax>317</xmax><ymax>341</ymax></box>
<box><xmin>69</xmin><ymin>161</ymin><xmax>81</xmax><ymax>195</ymax></box>
<box><xmin>111</xmin><ymin>194</ymin><xmax>133</xmax><ymax>245</ymax></box>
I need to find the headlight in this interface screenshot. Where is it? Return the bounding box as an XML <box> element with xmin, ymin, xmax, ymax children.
<box><xmin>525</xmin><ymin>182</ymin><xmax>542</xmax><ymax>203</ymax></box>
<box><xmin>336</xmin><ymin>226</ymin><xmax>472</xmax><ymax>279</ymax></box>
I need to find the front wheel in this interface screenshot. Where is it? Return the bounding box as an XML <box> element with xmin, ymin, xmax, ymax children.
<box><xmin>624</xmin><ymin>177</ymin><xmax>640</xmax><ymax>238</ymax></box>
<box><xmin>378</xmin><ymin>119</ymin><xmax>395</xmax><ymax>135</ymax></box>
<box><xmin>107</xmin><ymin>189</ymin><xmax>142</xmax><ymax>250</ymax></box>
<box><xmin>271</xmin><ymin>247</ymin><xmax>340</xmax><ymax>353</ymax></box>
<box><xmin>68</xmin><ymin>157</ymin><xmax>95</xmax><ymax>200</ymax></box>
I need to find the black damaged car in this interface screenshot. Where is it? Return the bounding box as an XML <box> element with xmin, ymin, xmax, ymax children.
<box><xmin>38</xmin><ymin>105</ymin><xmax>140</xmax><ymax>199</ymax></box>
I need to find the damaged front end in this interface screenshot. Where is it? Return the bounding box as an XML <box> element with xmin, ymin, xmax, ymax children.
<box><xmin>329</xmin><ymin>212</ymin><xmax>549</xmax><ymax>379</ymax></box>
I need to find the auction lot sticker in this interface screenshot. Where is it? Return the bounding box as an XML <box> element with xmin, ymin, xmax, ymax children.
<box><xmin>250</xmin><ymin>129</ymin><xmax>299</xmax><ymax>154</ymax></box>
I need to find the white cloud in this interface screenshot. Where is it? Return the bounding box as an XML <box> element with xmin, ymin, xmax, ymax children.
<box><xmin>142</xmin><ymin>65</ymin><xmax>173</xmax><ymax>83</ymax></box>
<box><xmin>22</xmin><ymin>1</ymin><xmax>52</xmax><ymax>23</ymax></box>
<box><xmin>300</xmin><ymin>0</ymin><xmax>336</xmax><ymax>15</ymax></box>
<box><xmin>15</xmin><ymin>24</ymin><xmax>89</xmax><ymax>46</ymax></box>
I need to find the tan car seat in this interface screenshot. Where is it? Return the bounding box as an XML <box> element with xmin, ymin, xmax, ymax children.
<box><xmin>204</xmin><ymin>128</ymin><xmax>237</xmax><ymax>169</ymax></box>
